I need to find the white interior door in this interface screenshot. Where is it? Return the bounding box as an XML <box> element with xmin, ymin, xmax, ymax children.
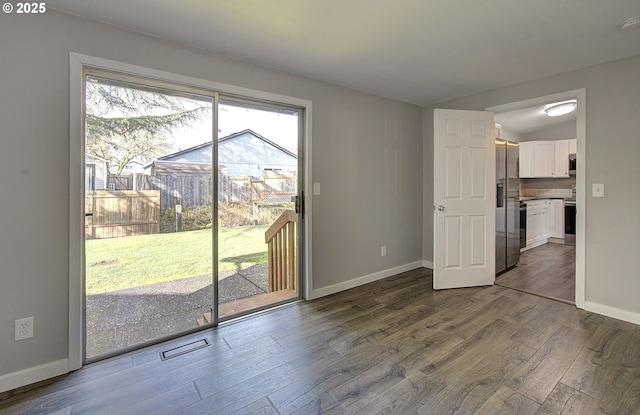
<box><xmin>433</xmin><ymin>109</ymin><xmax>495</xmax><ymax>289</ymax></box>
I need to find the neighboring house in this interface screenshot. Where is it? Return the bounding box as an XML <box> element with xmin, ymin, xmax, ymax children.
<box><xmin>144</xmin><ymin>129</ymin><xmax>297</xmax><ymax>206</ymax></box>
<box><xmin>147</xmin><ymin>129</ymin><xmax>297</xmax><ymax>177</ymax></box>
<box><xmin>84</xmin><ymin>153</ymin><xmax>108</xmax><ymax>190</ymax></box>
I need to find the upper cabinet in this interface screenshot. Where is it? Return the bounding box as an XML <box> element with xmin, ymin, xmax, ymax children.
<box><xmin>519</xmin><ymin>141</ymin><xmax>533</xmax><ymax>177</ymax></box>
<box><xmin>519</xmin><ymin>139</ymin><xmax>575</xmax><ymax>178</ymax></box>
<box><xmin>554</xmin><ymin>139</ymin><xmax>570</xmax><ymax>178</ymax></box>
<box><xmin>533</xmin><ymin>141</ymin><xmax>556</xmax><ymax>177</ymax></box>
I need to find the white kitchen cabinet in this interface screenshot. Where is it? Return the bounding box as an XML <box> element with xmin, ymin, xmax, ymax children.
<box><xmin>519</xmin><ymin>141</ymin><xmax>555</xmax><ymax>178</ymax></box>
<box><xmin>533</xmin><ymin>141</ymin><xmax>555</xmax><ymax>177</ymax></box>
<box><xmin>554</xmin><ymin>139</ymin><xmax>570</xmax><ymax>178</ymax></box>
<box><xmin>569</xmin><ymin>138</ymin><xmax>577</xmax><ymax>154</ymax></box>
<box><xmin>519</xmin><ymin>141</ymin><xmax>533</xmax><ymax>178</ymax></box>
<box><xmin>519</xmin><ymin>140</ymin><xmax>574</xmax><ymax>178</ymax></box>
<box><xmin>525</xmin><ymin>199</ymin><xmax>550</xmax><ymax>249</ymax></box>
<box><xmin>549</xmin><ymin>199</ymin><xmax>564</xmax><ymax>239</ymax></box>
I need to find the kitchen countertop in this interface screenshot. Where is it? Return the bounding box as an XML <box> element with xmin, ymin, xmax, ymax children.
<box><xmin>520</xmin><ymin>196</ymin><xmax>575</xmax><ymax>202</ymax></box>
<box><xmin>520</xmin><ymin>189</ymin><xmax>573</xmax><ymax>199</ymax></box>
<box><xmin>520</xmin><ymin>196</ymin><xmax>569</xmax><ymax>200</ymax></box>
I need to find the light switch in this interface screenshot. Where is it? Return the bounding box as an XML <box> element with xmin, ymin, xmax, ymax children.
<box><xmin>313</xmin><ymin>182</ymin><xmax>321</xmax><ymax>195</ymax></box>
<box><xmin>592</xmin><ymin>183</ymin><xmax>605</xmax><ymax>198</ymax></box>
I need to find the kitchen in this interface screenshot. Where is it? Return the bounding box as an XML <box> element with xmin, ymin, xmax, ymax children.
<box><xmin>494</xmin><ymin>100</ymin><xmax>577</xmax><ymax>304</ymax></box>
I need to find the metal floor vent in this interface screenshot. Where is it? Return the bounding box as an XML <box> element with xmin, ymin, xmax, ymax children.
<box><xmin>160</xmin><ymin>338</ymin><xmax>210</xmax><ymax>361</ymax></box>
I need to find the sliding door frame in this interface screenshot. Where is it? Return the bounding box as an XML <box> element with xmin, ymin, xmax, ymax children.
<box><xmin>69</xmin><ymin>53</ymin><xmax>313</xmax><ymax>370</ymax></box>
<box><xmin>216</xmin><ymin>95</ymin><xmax>306</xmax><ymax>322</ymax></box>
<box><xmin>82</xmin><ymin>69</ymin><xmax>218</xmax><ymax>363</ymax></box>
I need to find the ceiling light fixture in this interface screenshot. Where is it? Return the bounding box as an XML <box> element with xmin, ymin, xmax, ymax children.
<box><xmin>545</xmin><ymin>101</ymin><xmax>576</xmax><ymax>117</ymax></box>
<box><xmin>621</xmin><ymin>16</ymin><xmax>640</xmax><ymax>31</ymax></box>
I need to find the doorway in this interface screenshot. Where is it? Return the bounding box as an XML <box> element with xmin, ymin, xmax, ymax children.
<box><xmin>486</xmin><ymin>89</ymin><xmax>586</xmax><ymax>306</ymax></box>
<box><xmin>78</xmin><ymin>66</ymin><xmax>305</xmax><ymax>362</ymax></box>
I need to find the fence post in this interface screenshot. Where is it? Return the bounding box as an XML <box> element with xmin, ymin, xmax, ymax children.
<box><xmin>175</xmin><ymin>204</ymin><xmax>182</xmax><ymax>232</ymax></box>
<box><xmin>252</xmin><ymin>202</ymin><xmax>258</xmax><ymax>225</ymax></box>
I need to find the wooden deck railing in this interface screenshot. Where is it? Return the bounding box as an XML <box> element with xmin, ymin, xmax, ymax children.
<box><xmin>265</xmin><ymin>210</ymin><xmax>297</xmax><ymax>292</ymax></box>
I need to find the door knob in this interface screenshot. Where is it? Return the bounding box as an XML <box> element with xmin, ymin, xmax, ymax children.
<box><xmin>437</xmin><ymin>205</ymin><xmax>445</xmax><ymax>212</ymax></box>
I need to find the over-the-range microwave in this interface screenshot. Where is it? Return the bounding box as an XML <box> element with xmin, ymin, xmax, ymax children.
<box><xmin>569</xmin><ymin>153</ymin><xmax>576</xmax><ymax>175</ymax></box>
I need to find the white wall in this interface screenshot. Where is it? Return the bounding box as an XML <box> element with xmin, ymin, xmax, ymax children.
<box><xmin>423</xmin><ymin>54</ymin><xmax>640</xmax><ymax>321</ymax></box>
<box><xmin>0</xmin><ymin>10</ymin><xmax>423</xmax><ymax>389</ymax></box>
<box><xmin>499</xmin><ymin>127</ymin><xmax>524</xmax><ymax>142</ymax></box>
<box><xmin>523</xmin><ymin>121</ymin><xmax>575</xmax><ymax>142</ymax></box>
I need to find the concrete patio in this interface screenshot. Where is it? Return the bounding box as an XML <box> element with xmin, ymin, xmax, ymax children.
<box><xmin>85</xmin><ymin>263</ymin><xmax>269</xmax><ymax>358</ymax></box>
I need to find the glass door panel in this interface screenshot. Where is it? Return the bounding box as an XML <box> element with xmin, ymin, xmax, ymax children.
<box><xmin>84</xmin><ymin>74</ymin><xmax>214</xmax><ymax>360</ymax></box>
<box><xmin>216</xmin><ymin>99</ymin><xmax>301</xmax><ymax>319</ymax></box>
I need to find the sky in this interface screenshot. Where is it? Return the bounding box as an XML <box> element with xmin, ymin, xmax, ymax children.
<box><xmin>86</xmin><ymin>76</ymin><xmax>300</xmax><ymax>159</ymax></box>
<box><xmin>174</xmin><ymin>102</ymin><xmax>299</xmax><ymax>155</ymax></box>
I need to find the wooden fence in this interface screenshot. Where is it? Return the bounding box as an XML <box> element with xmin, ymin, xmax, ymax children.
<box><xmin>85</xmin><ymin>190</ymin><xmax>160</xmax><ymax>239</ymax></box>
<box><xmin>117</xmin><ymin>173</ymin><xmax>296</xmax><ymax>210</ymax></box>
<box><xmin>148</xmin><ymin>175</ymin><xmax>214</xmax><ymax>210</ymax></box>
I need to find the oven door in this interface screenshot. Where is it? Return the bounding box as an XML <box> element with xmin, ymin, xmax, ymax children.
<box><xmin>564</xmin><ymin>201</ymin><xmax>576</xmax><ymax>245</ymax></box>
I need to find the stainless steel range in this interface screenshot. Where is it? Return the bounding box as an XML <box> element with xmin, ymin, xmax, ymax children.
<box><xmin>564</xmin><ymin>197</ymin><xmax>576</xmax><ymax>245</ymax></box>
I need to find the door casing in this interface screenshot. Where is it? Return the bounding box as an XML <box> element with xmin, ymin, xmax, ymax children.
<box><xmin>69</xmin><ymin>52</ymin><xmax>313</xmax><ymax>371</ymax></box>
<box><xmin>485</xmin><ymin>89</ymin><xmax>587</xmax><ymax>310</ymax></box>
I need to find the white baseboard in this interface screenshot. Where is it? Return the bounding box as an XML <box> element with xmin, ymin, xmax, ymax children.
<box><xmin>582</xmin><ymin>301</ymin><xmax>640</xmax><ymax>326</ymax></box>
<box><xmin>0</xmin><ymin>359</ymin><xmax>69</xmax><ymax>394</ymax></box>
<box><xmin>520</xmin><ymin>239</ymin><xmax>548</xmax><ymax>252</ymax></box>
<box><xmin>422</xmin><ymin>259</ymin><xmax>433</xmax><ymax>269</ymax></box>
<box><xmin>308</xmin><ymin>261</ymin><xmax>425</xmax><ymax>300</ymax></box>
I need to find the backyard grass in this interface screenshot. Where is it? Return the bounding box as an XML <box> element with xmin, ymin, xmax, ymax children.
<box><xmin>86</xmin><ymin>225</ymin><xmax>268</xmax><ymax>294</ymax></box>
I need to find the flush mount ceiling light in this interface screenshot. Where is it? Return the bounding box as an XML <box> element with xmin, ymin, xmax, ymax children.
<box><xmin>545</xmin><ymin>101</ymin><xmax>577</xmax><ymax>117</ymax></box>
<box><xmin>621</xmin><ymin>16</ymin><xmax>640</xmax><ymax>31</ymax></box>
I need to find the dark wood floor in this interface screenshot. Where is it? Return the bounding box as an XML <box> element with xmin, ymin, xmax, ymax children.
<box><xmin>1</xmin><ymin>267</ymin><xmax>638</xmax><ymax>415</ymax></box>
<box><xmin>497</xmin><ymin>243</ymin><xmax>576</xmax><ymax>304</ymax></box>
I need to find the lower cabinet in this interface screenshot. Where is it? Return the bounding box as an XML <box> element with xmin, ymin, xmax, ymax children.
<box><xmin>525</xmin><ymin>200</ymin><xmax>550</xmax><ymax>249</ymax></box>
<box><xmin>549</xmin><ymin>199</ymin><xmax>564</xmax><ymax>239</ymax></box>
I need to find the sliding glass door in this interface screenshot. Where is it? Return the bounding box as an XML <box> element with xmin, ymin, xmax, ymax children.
<box><xmin>82</xmin><ymin>70</ymin><xmax>303</xmax><ymax>361</ymax></box>
<box><xmin>83</xmin><ymin>73</ymin><xmax>215</xmax><ymax>360</ymax></box>
<box><xmin>215</xmin><ymin>98</ymin><xmax>301</xmax><ymax>320</ymax></box>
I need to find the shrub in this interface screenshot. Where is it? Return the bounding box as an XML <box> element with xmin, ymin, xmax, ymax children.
<box><xmin>160</xmin><ymin>202</ymin><xmax>293</xmax><ymax>232</ymax></box>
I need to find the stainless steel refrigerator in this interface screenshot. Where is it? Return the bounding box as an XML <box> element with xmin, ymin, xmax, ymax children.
<box><xmin>496</xmin><ymin>139</ymin><xmax>520</xmax><ymax>274</ymax></box>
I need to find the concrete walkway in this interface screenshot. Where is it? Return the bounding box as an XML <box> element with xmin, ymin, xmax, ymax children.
<box><xmin>85</xmin><ymin>264</ymin><xmax>268</xmax><ymax>358</ymax></box>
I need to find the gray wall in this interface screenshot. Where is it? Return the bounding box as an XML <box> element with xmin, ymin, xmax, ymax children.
<box><xmin>423</xmin><ymin>54</ymin><xmax>640</xmax><ymax>317</ymax></box>
<box><xmin>0</xmin><ymin>11</ymin><xmax>423</xmax><ymax>380</ymax></box>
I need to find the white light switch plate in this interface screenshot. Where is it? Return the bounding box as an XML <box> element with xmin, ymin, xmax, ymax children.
<box><xmin>592</xmin><ymin>183</ymin><xmax>605</xmax><ymax>198</ymax></box>
<box><xmin>313</xmin><ymin>183</ymin><xmax>321</xmax><ymax>195</ymax></box>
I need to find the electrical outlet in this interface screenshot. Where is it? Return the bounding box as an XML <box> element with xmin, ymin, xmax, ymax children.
<box><xmin>15</xmin><ymin>317</ymin><xmax>33</xmax><ymax>341</ymax></box>
<box><xmin>381</xmin><ymin>245</ymin><xmax>387</xmax><ymax>257</ymax></box>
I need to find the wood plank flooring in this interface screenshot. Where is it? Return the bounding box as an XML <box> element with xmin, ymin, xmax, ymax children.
<box><xmin>497</xmin><ymin>243</ymin><xmax>576</xmax><ymax>304</ymax></box>
<box><xmin>1</xmin><ymin>267</ymin><xmax>638</xmax><ymax>415</ymax></box>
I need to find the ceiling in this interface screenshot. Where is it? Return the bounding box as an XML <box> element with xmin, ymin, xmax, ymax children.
<box><xmin>48</xmin><ymin>0</ymin><xmax>640</xmax><ymax>108</ymax></box>
<box><xmin>495</xmin><ymin>102</ymin><xmax>577</xmax><ymax>135</ymax></box>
